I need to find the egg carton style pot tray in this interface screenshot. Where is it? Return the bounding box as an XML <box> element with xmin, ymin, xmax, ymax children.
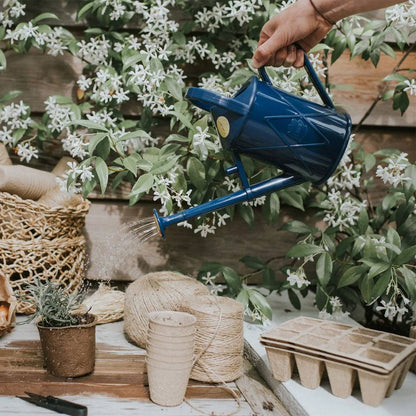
<box><xmin>261</xmin><ymin>316</ymin><xmax>416</xmax><ymax>373</ymax></box>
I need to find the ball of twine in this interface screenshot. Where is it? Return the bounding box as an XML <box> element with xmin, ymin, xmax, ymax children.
<box><xmin>78</xmin><ymin>284</ymin><xmax>125</xmax><ymax>324</ymax></box>
<box><xmin>124</xmin><ymin>271</ymin><xmax>209</xmax><ymax>348</ymax></box>
<box><xmin>183</xmin><ymin>295</ymin><xmax>244</xmax><ymax>383</ymax></box>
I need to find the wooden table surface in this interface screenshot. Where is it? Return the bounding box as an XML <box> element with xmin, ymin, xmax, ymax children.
<box><xmin>0</xmin><ymin>317</ymin><xmax>288</xmax><ymax>416</ymax></box>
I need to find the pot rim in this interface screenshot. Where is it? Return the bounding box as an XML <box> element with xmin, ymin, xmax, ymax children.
<box><xmin>36</xmin><ymin>313</ymin><xmax>97</xmax><ymax>330</ymax></box>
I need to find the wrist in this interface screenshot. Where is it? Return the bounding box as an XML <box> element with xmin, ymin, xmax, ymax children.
<box><xmin>312</xmin><ymin>0</ymin><xmax>356</xmax><ymax>24</ymax></box>
<box><xmin>308</xmin><ymin>0</ymin><xmax>336</xmax><ymax>26</ymax></box>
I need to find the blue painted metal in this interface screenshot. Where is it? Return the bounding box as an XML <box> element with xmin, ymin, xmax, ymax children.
<box><xmin>154</xmin><ymin>53</ymin><xmax>352</xmax><ymax>238</ymax></box>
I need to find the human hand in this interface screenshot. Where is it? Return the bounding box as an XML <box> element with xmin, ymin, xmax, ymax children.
<box><xmin>252</xmin><ymin>0</ymin><xmax>333</xmax><ymax>68</ymax></box>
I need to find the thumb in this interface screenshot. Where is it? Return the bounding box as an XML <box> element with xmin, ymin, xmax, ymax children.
<box><xmin>252</xmin><ymin>31</ymin><xmax>288</xmax><ymax>68</ymax></box>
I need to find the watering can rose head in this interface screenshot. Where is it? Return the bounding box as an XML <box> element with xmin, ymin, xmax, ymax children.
<box><xmin>153</xmin><ymin>53</ymin><xmax>351</xmax><ymax>238</ymax></box>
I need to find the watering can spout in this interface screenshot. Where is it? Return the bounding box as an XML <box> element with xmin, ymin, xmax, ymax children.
<box><xmin>153</xmin><ymin>174</ymin><xmax>303</xmax><ymax>238</ymax></box>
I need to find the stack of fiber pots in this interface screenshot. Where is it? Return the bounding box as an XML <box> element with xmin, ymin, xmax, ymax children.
<box><xmin>0</xmin><ymin>155</ymin><xmax>90</xmax><ymax>313</ymax></box>
<box><xmin>146</xmin><ymin>311</ymin><xmax>197</xmax><ymax>406</ymax></box>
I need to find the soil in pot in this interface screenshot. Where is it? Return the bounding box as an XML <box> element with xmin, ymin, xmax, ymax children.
<box><xmin>37</xmin><ymin>314</ymin><xmax>97</xmax><ymax>378</ymax></box>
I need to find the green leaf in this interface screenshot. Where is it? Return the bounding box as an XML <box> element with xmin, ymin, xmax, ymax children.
<box><xmin>187</xmin><ymin>157</ymin><xmax>206</xmax><ymax>189</ymax></box>
<box><xmin>32</xmin><ymin>13</ymin><xmax>59</xmax><ymax>24</ymax></box>
<box><xmin>95</xmin><ymin>136</ymin><xmax>110</xmax><ymax>160</ymax></box>
<box><xmin>280</xmin><ymin>220</ymin><xmax>312</xmax><ymax>234</ymax></box>
<box><xmin>0</xmin><ymin>50</ymin><xmax>6</xmax><ymax>71</ymax></box>
<box><xmin>88</xmin><ymin>133</ymin><xmax>107</xmax><ymax>155</ymax></box>
<box><xmin>263</xmin><ymin>193</ymin><xmax>280</xmax><ymax>224</ymax></box>
<box><xmin>131</xmin><ymin>173</ymin><xmax>154</xmax><ymax>195</ymax></box>
<box><xmin>236</xmin><ymin>289</ymin><xmax>249</xmax><ymax>308</ymax></box>
<box><xmin>279</xmin><ymin>189</ymin><xmax>304</xmax><ymax>211</ymax></box>
<box><xmin>368</xmin><ymin>263</ymin><xmax>390</xmax><ymax>279</ymax></box>
<box><xmin>387</xmin><ymin>227</ymin><xmax>401</xmax><ymax>249</ymax></box>
<box><xmin>394</xmin><ymin>246</ymin><xmax>416</xmax><ymax>265</ymax></box>
<box><xmin>364</xmin><ymin>153</ymin><xmax>376</xmax><ymax>172</ymax></box>
<box><xmin>399</xmin><ymin>267</ymin><xmax>416</xmax><ymax>299</ymax></box>
<box><xmin>94</xmin><ymin>157</ymin><xmax>108</xmax><ymax>195</ymax></box>
<box><xmin>262</xmin><ymin>268</ymin><xmax>280</xmax><ymax>291</ymax></box>
<box><xmin>238</xmin><ymin>204</ymin><xmax>254</xmax><ymax>226</ymax></box>
<box><xmin>357</xmin><ymin>209</ymin><xmax>369</xmax><ymax>234</ymax></box>
<box><xmin>248</xmin><ymin>289</ymin><xmax>272</xmax><ymax>320</ymax></box>
<box><xmin>360</xmin><ymin>274</ymin><xmax>374</xmax><ymax>304</ymax></box>
<box><xmin>380</xmin><ymin>43</ymin><xmax>396</xmax><ymax>59</ymax></box>
<box><xmin>77</xmin><ymin>2</ymin><xmax>94</xmax><ymax>20</ymax></box>
<box><xmin>123</xmin><ymin>155</ymin><xmax>138</xmax><ymax>176</ymax></box>
<box><xmin>240</xmin><ymin>256</ymin><xmax>266</xmax><ymax>270</ymax></box>
<box><xmin>372</xmin><ymin>271</ymin><xmax>391</xmax><ymax>299</ymax></box>
<box><xmin>288</xmin><ymin>289</ymin><xmax>301</xmax><ymax>310</ymax></box>
<box><xmin>331</xmin><ymin>37</ymin><xmax>347</xmax><ymax>64</ymax></box>
<box><xmin>383</xmin><ymin>73</ymin><xmax>408</xmax><ymax>82</ymax></box>
<box><xmin>338</xmin><ymin>266</ymin><xmax>366</xmax><ymax>288</ymax></box>
<box><xmin>316</xmin><ymin>252</ymin><xmax>332</xmax><ymax>287</ymax></box>
<box><xmin>315</xmin><ymin>285</ymin><xmax>327</xmax><ymax>310</ymax></box>
<box><xmin>71</xmin><ymin>120</ymin><xmax>108</xmax><ymax>132</ymax></box>
<box><xmin>222</xmin><ymin>267</ymin><xmax>242</xmax><ymax>294</ymax></box>
<box><xmin>287</xmin><ymin>243</ymin><xmax>324</xmax><ymax>258</ymax></box>
<box><xmin>150</xmin><ymin>157</ymin><xmax>178</xmax><ymax>175</ymax></box>
<box><xmin>164</xmin><ymin>77</ymin><xmax>183</xmax><ymax>101</ymax></box>
<box><xmin>0</xmin><ymin>90</ymin><xmax>22</xmax><ymax>103</ymax></box>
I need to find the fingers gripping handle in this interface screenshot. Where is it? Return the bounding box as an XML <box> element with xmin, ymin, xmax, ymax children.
<box><xmin>258</xmin><ymin>51</ymin><xmax>334</xmax><ymax>109</ymax></box>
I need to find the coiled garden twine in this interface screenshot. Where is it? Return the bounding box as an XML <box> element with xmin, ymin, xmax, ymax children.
<box><xmin>184</xmin><ymin>295</ymin><xmax>244</xmax><ymax>383</ymax></box>
<box><xmin>124</xmin><ymin>271</ymin><xmax>209</xmax><ymax>348</ymax></box>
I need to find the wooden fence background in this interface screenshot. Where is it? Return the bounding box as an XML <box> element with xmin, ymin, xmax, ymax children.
<box><xmin>1</xmin><ymin>1</ymin><xmax>415</xmax><ymax>282</ymax></box>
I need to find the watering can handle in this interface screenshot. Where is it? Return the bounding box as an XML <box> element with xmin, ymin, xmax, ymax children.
<box><xmin>258</xmin><ymin>51</ymin><xmax>335</xmax><ymax>109</ymax></box>
<box><xmin>185</xmin><ymin>88</ymin><xmax>248</xmax><ymax>115</ymax></box>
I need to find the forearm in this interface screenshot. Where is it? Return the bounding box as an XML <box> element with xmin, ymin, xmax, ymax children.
<box><xmin>315</xmin><ymin>0</ymin><xmax>406</xmax><ymax>23</ymax></box>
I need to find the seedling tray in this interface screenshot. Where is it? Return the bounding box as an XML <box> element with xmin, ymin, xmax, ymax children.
<box><xmin>261</xmin><ymin>317</ymin><xmax>416</xmax><ymax>373</ymax></box>
<box><xmin>261</xmin><ymin>317</ymin><xmax>416</xmax><ymax>406</ymax></box>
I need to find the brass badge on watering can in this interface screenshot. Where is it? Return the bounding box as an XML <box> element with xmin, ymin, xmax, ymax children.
<box><xmin>216</xmin><ymin>116</ymin><xmax>230</xmax><ymax>138</ymax></box>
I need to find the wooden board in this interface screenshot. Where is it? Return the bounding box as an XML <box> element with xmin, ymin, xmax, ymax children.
<box><xmin>0</xmin><ymin>320</ymin><xmax>255</xmax><ymax>415</ymax></box>
<box><xmin>329</xmin><ymin>51</ymin><xmax>416</xmax><ymax>127</ymax></box>
<box><xmin>84</xmin><ymin>200</ymin><xmax>301</xmax><ymax>281</ymax></box>
<box><xmin>0</xmin><ymin>339</ymin><xmax>242</xmax><ymax>399</ymax></box>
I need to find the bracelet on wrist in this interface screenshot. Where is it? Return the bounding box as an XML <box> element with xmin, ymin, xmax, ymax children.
<box><xmin>309</xmin><ymin>0</ymin><xmax>336</xmax><ymax>26</ymax></box>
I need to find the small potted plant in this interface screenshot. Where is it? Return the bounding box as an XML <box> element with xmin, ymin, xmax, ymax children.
<box><xmin>22</xmin><ymin>279</ymin><xmax>97</xmax><ymax>378</ymax></box>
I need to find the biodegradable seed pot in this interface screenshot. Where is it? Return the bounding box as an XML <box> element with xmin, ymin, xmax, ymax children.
<box><xmin>20</xmin><ymin>279</ymin><xmax>97</xmax><ymax>378</ymax></box>
<box><xmin>37</xmin><ymin>314</ymin><xmax>97</xmax><ymax>378</ymax></box>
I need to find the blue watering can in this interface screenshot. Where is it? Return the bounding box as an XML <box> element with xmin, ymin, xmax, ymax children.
<box><xmin>153</xmin><ymin>53</ymin><xmax>351</xmax><ymax>238</ymax></box>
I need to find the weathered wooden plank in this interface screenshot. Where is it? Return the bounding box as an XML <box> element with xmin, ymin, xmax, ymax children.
<box><xmin>235</xmin><ymin>359</ymin><xmax>290</xmax><ymax>416</ymax></box>
<box><xmin>0</xmin><ymin>49</ymin><xmax>83</xmax><ymax>108</ymax></box>
<box><xmin>21</xmin><ymin>0</ymin><xmax>82</xmax><ymax>26</ymax></box>
<box><xmin>329</xmin><ymin>51</ymin><xmax>416</xmax><ymax>127</ymax></box>
<box><xmin>84</xmin><ymin>200</ymin><xmax>301</xmax><ymax>281</ymax></box>
<box><xmin>1</xmin><ymin>47</ymin><xmax>415</xmax><ymax>127</ymax></box>
<box><xmin>0</xmin><ymin>319</ymin><xmax>254</xmax><ymax>415</ymax></box>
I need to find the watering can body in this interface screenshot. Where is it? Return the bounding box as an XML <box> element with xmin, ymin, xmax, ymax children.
<box><xmin>186</xmin><ymin>60</ymin><xmax>351</xmax><ymax>186</ymax></box>
<box><xmin>153</xmin><ymin>54</ymin><xmax>351</xmax><ymax>238</ymax></box>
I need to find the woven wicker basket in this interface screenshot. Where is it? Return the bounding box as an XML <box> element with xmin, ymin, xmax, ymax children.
<box><xmin>0</xmin><ymin>236</ymin><xmax>86</xmax><ymax>314</ymax></box>
<box><xmin>0</xmin><ymin>192</ymin><xmax>90</xmax><ymax>241</ymax></box>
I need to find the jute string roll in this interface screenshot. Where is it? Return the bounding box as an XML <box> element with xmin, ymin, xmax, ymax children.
<box><xmin>184</xmin><ymin>295</ymin><xmax>244</xmax><ymax>383</ymax></box>
<box><xmin>124</xmin><ymin>271</ymin><xmax>209</xmax><ymax>348</ymax></box>
<box><xmin>182</xmin><ymin>294</ymin><xmax>243</xmax><ymax>416</ymax></box>
<box><xmin>0</xmin><ymin>165</ymin><xmax>57</xmax><ymax>200</ymax></box>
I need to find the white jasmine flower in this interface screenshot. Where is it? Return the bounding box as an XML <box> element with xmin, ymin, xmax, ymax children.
<box><xmin>286</xmin><ymin>268</ymin><xmax>311</xmax><ymax>289</ymax></box>
<box><xmin>194</xmin><ymin>223</ymin><xmax>217</xmax><ymax>238</ymax></box>
<box><xmin>403</xmin><ymin>79</ymin><xmax>416</xmax><ymax>96</ymax></box>
<box><xmin>16</xmin><ymin>142</ymin><xmax>38</xmax><ymax>162</ymax></box>
<box><xmin>376</xmin><ymin>152</ymin><xmax>410</xmax><ymax>187</ymax></box>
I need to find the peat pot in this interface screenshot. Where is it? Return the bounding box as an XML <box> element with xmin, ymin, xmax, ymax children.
<box><xmin>37</xmin><ymin>314</ymin><xmax>97</xmax><ymax>378</ymax></box>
